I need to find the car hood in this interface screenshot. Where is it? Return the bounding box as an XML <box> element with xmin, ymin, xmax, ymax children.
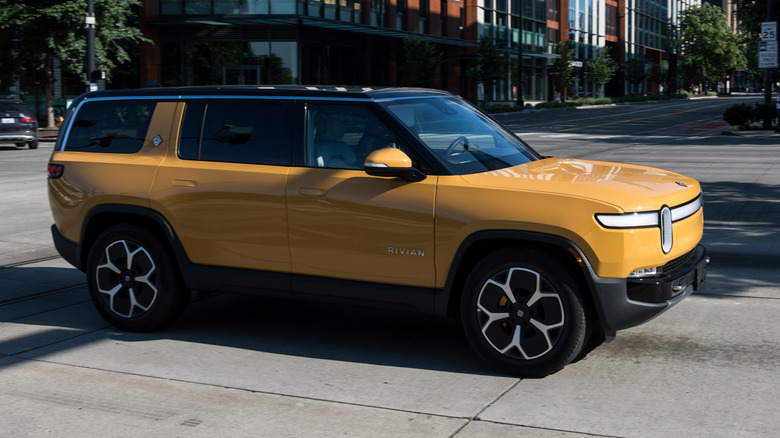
<box><xmin>459</xmin><ymin>157</ymin><xmax>701</xmax><ymax>212</ymax></box>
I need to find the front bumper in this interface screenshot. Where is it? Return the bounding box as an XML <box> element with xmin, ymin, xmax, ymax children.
<box><xmin>590</xmin><ymin>244</ymin><xmax>708</xmax><ymax>334</ymax></box>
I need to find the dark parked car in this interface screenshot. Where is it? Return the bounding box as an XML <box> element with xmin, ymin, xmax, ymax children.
<box><xmin>0</xmin><ymin>99</ymin><xmax>39</xmax><ymax>149</ymax></box>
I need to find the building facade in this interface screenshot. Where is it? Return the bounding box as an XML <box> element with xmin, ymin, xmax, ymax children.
<box><xmin>138</xmin><ymin>0</ymin><xmax>702</xmax><ymax>104</ymax></box>
<box><xmin>140</xmin><ymin>0</ymin><xmax>479</xmax><ymax>100</ymax></box>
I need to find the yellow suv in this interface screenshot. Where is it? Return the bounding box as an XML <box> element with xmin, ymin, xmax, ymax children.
<box><xmin>48</xmin><ymin>87</ymin><xmax>707</xmax><ymax>376</ymax></box>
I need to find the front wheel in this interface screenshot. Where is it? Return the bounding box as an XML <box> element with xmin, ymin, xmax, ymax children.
<box><xmin>86</xmin><ymin>224</ymin><xmax>188</xmax><ymax>332</ymax></box>
<box><xmin>460</xmin><ymin>248</ymin><xmax>587</xmax><ymax>377</ymax></box>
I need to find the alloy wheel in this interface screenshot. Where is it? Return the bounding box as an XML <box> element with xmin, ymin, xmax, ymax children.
<box><xmin>95</xmin><ymin>239</ymin><xmax>159</xmax><ymax>318</ymax></box>
<box><xmin>475</xmin><ymin>267</ymin><xmax>565</xmax><ymax>360</ymax></box>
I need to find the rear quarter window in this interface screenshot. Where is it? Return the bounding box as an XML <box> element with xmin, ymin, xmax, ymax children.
<box><xmin>63</xmin><ymin>100</ymin><xmax>155</xmax><ymax>153</ymax></box>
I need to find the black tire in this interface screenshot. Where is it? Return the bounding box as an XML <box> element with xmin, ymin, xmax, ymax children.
<box><xmin>460</xmin><ymin>248</ymin><xmax>587</xmax><ymax>377</ymax></box>
<box><xmin>86</xmin><ymin>223</ymin><xmax>188</xmax><ymax>332</ymax></box>
<box><xmin>28</xmin><ymin>140</ymin><xmax>39</xmax><ymax>149</ymax></box>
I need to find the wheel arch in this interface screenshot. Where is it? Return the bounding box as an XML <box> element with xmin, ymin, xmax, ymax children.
<box><xmin>438</xmin><ymin>230</ymin><xmax>603</xmax><ymax>331</ymax></box>
<box><xmin>79</xmin><ymin>204</ymin><xmax>186</xmax><ymax>274</ymax></box>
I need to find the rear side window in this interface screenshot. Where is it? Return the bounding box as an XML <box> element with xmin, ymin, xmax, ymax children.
<box><xmin>63</xmin><ymin>100</ymin><xmax>155</xmax><ymax>153</ymax></box>
<box><xmin>178</xmin><ymin>100</ymin><xmax>291</xmax><ymax>166</ymax></box>
<box><xmin>0</xmin><ymin>102</ymin><xmax>28</xmax><ymax>113</ymax></box>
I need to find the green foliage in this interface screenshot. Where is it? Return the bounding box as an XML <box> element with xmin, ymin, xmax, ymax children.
<box><xmin>723</xmin><ymin>103</ymin><xmax>754</xmax><ymax>128</ymax></box>
<box><xmin>0</xmin><ymin>0</ymin><xmax>148</xmax><ymax>89</ymax></box>
<box><xmin>585</xmin><ymin>47</ymin><xmax>617</xmax><ymax>97</ymax></box>
<box><xmin>676</xmin><ymin>3</ymin><xmax>746</xmax><ymax>89</ymax></box>
<box><xmin>469</xmin><ymin>34</ymin><xmax>506</xmax><ymax>86</ymax></box>
<box><xmin>733</xmin><ymin>0</ymin><xmax>767</xmax><ymax>37</ymax></box>
<box><xmin>722</xmin><ymin>102</ymin><xmax>775</xmax><ymax>129</ymax></box>
<box><xmin>549</xmin><ymin>42</ymin><xmax>577</xmax><ymax>100</ymax></box>
<box><xmin>480</xmin><ymin>104</ymin><xmax>523</xmax><ymax>114</ymax></box>
<box><xmin>753</xmin><ymin>103</ymin><xmax>778</xmax><ymax>126</ymax></box>
<box><xmin>732</xmin><ymin>0</ymin><xmax>769</xmax><ymax>79</ymax></box>
<box><xmin>399</xmin><ymin>36</ymin><xmax>442</xmax><ymax>88</ymax></box>
<box><xmin>624</xmin><ymin>56</ymin><xmax>647</xmax><ymax>89</ymax></box>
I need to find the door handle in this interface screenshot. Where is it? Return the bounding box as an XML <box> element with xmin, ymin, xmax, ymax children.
<box><xmin>298</xmin><ymin>187</ymin><xmax>327</xmax><ymax>197</ymax></box>
<box><xmin>173</xmin><ymin>179</ymin><xmax>198</xmax><ymax>188</ymax></box>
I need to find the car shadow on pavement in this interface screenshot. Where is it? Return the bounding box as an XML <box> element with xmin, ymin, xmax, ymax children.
<box><xmin>162</xmin><ymin>292</ymin><xmax>495</xmax><ymax>375</ymax></box>
<box><xmin>0</xmin><ymin>264</ymin><xmax>495</xmax><ymax>376</ymax></box>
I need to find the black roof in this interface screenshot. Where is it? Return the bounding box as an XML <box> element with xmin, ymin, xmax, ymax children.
<box><xmin>79</xmin><ymin>85</ymin><xmax>455</xmax><ymax>101</ymax></box>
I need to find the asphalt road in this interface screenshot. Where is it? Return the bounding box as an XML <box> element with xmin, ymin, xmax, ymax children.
<box><xmin>1</xmin><ymin>96</ymin><xmax>779</xmax><ymax>437</ymax></box>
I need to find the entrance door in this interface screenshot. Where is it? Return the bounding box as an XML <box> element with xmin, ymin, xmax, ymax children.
<box><xmin>222</xmin><ymin>65</ymin><xmax>261</xmax><ymax>85</ymax></box>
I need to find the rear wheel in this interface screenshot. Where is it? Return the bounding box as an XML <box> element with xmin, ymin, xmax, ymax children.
<box><xmin>28</xmin><ymin>140</ymin><xmax>38</xmax><ymax>149</ymax></box>
<box><xmin>460</xmin><ymin>248</ymin><xmax>587</xmax><ymax>377</ymax></box>
<box><xmin>86</xmin><ymin>224</ymin><xmax>188</xmax><ymax>332</ymax></box>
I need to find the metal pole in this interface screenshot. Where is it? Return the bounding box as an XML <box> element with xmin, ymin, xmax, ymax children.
<box><xmin>517</xmin><ymin>0</ymin><xmax>524</xmax><ymax>108</ymax></box>
<box><xmin>764</xmin><ymin>0</ymin><xmax>775</xmax><ymax>129</ymax></box>
<box><xmin>86</xmin><ymin>0</ymin><xmax>96</xmax><ymax>91</ymax></box>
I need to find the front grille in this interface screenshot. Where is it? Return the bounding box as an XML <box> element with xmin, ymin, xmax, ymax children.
<box><xmin>661</xmin><ymin>250</ymin><xmax>695</xmax><ymax>275</ymax></box>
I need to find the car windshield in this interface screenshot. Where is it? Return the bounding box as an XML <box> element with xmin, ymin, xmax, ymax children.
<box><xmin>381</xmin><ymin>97</ymin><xmax>540</xmax><ymax>174</ymax></box>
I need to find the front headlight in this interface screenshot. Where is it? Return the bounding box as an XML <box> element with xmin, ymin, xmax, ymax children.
<box><xmin>595</xmin><ymin>195</ymin><xmax>702</xmax><ymax>254</ymax></box>
<box><xmin>595</xmin><ymin>195</ymin><xmax>702</xmax><ymax>229</ymax></box>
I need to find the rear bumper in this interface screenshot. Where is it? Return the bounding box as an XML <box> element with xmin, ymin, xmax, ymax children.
<box><xmin>51</xmin><ymin>224</ymin><xmax>83</xmax><ymax>271</ymax></box>
<box><xmin>590</xmin><ymin>244</ymin><xmax>708</xmax><ymax>334</ymax></box>
<box><xmin>0</xmin><ymin>132</ymin><xmax>37</xmax><ymax>142</ymax></box>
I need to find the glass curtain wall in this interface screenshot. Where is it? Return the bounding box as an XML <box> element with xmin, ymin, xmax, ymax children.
<box><xmin>158</xmin><ymin>0</ymin><xmax>365</xmax><ymax>87</ymax></box>
<box><xmin>624</xmin><ymin>0</ymin><xmax>671</xmax><ymax>95</ymax></box>
<box><xmin>567</xmin><ymin>0</ymin><xmax>605</xmax><ymax>97</ymax></box>
<box><xmin>161</xmin><ymin>40</ymin><xmax>299</xmax><ymax>86</ymax></box>
<box><xmin>161</xmin><ymin>0</ymin><xmax>298</xmax><ymax>14</ymax></box>
<box><xmin>478</xmin><ymin>0</ymin><xmax>547</xmax><ymax>103</ymax></box>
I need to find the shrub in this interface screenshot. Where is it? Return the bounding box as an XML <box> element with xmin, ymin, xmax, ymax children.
<box><xmin>753</xmin><ymin>103</ymin><xmax>777</xmax><ymax>126</ymax></box>
<box><xmin>481</xmin><ymin>104</ymin><xmax>522</xmax><ymax>114</ymax></box>
<box><xmin>536</xmin><ymin>100</ymin><xmax>582</xmax><ymax>109</ymax></box>
<box><xmin>722</xmin><ymin>103</ymin><xmax>754</xmax><ymax>128</ymax></box>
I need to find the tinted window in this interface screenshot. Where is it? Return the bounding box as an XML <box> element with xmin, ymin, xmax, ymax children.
<box><xmin>306</xmin><ymin>103</ymin><xmax>399</xmax><ymax>169</ymax></box>
<box><xmin>179</xmin><ymin>100</ymin><xmax>290</xmax><ymax>166</ymax></box>
<box><xmin>63</xmin><ymin>100</ymin><xmax>154</xmax><ymax>153</ymax></box>
<box><xmin>382</xmin><ymin>97</ymin><xmax>540</xmax><ymax>174</ymax></box>
<box><xmin>0</xmin><ymin>102</ymin><xmax>28</xmax><ymax>113</ymax></box>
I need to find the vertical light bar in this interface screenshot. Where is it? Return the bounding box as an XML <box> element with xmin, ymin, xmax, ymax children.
<box><xmin>660</xmin><ymin>206</ymin><xmax>672</xmax><ymax>254</ymax></box>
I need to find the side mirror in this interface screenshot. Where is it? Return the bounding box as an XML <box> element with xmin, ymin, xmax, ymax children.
<box><xmin>363</xmin><ymin>148</ymin><xmax>426</xmax><ymax>182</ymax></box>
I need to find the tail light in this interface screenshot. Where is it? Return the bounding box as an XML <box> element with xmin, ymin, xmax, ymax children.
<box><xmin>21</xmin><ymin>116</ymin><xmax>36</xmax><ymax>123</ymax></box>
<box><xmin>48</xmin><ymin>163</ymin><xmax>64</xmax><ymax>179</ymax></box>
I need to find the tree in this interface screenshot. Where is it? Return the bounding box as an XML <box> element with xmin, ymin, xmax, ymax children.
<box><xmin>733</xmin><ymin>0</ymin><xmax>771</xmax><ymax>86</ymax></box>
<box><xmin>676</xmin><ymin>3</ymin><xmax>747</xmax><ymax>93</ymax></box>
<box><xmin>0</xmin><ymin>0</ymin><xmax>148</xmax><ymax>127</ymax></box>
<box><xmin>585</xmin><ymin>47</ymin><xmax>617</xmax><ymax>98</ymax></box>
<box><xmin>549</xmin><ymin>42</ymin><xmax>577</xmax><ymax>101</ymax></box>
<box><xmin>624</xmin><ymin>55</ymin><xmax>647</xmax><ymax>95</ymax></box>
<box><xmin>733</xmin><ymin>0</ymin><xmax>768</xmax><ymax>37</ymax></box>
<box><xmin>468</xmin><ymin>34</ymin><xmax>506</xmax><ymax>103</ymax></box>
<box><xmin>399</xmin><ymin>36</ymin><xmax>442</xmax><ymax>88</ymax></box>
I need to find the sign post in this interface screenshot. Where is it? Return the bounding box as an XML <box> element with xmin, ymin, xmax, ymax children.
<box><xmin>760</xmin><ymin>20</ymin><xmax>777</xmax><ymax>129</ymax></box>
<box><xmin>759</xmin><ymin>22</ymin><xmax>777</xmax><ymax>69</ymax></box>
